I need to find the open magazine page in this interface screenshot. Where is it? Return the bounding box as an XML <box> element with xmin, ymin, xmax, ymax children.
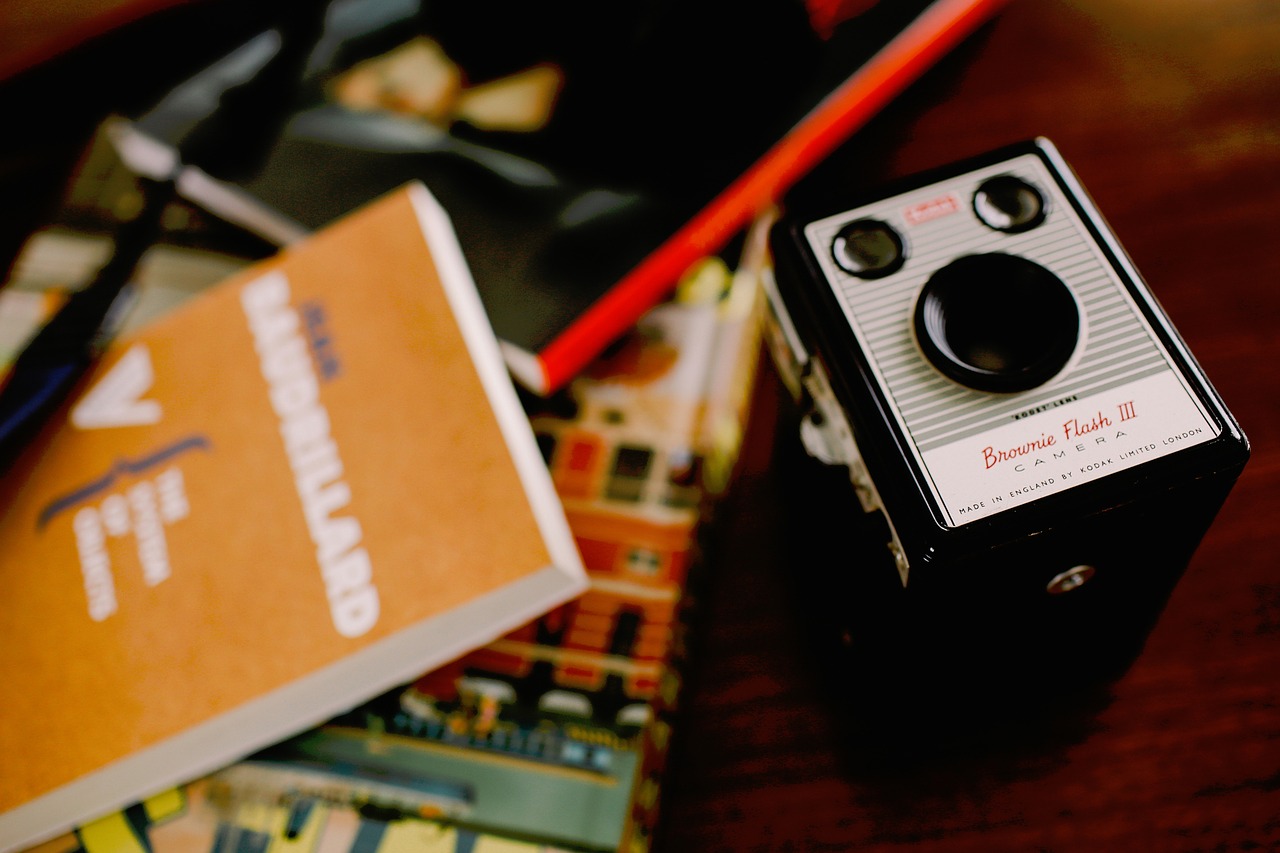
<box><xmin>6</xmin><ymin>210</ymin><xmax>773</xmax><ymax>853</ymax></box>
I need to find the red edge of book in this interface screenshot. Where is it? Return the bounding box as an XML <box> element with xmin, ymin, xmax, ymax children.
<box><xmin>531</xmin><ymin>0</ymin><xmax>1011</xmax><ymax>395</ymax></box>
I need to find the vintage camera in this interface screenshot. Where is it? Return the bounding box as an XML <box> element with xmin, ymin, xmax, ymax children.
<box><xmin>765</xmin><ymin>139</ymin><xmax>1249</xmax><ymax>703</ymax></box>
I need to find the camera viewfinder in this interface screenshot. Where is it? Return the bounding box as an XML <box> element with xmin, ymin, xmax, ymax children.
<box><xmin>831</xmin><ymin>219</ymin><xmax>905</xmax><ymax>278</ymax></box>
<box><xmin>973</xmin><ymin>175</ymin><xmax>1046</xmax><ymax>232</ymax></box>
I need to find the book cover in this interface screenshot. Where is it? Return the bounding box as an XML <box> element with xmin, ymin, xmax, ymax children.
<box><xmin>27</xmin><ymin>777</ymin><xmax>578</xmax><ymax>853</ymax></box>
<box><xmin>0</xmin><ymin>182</ymin><xmax>586</xmax><ymax>852</ymax></box>
<box><xmin>105</xmin><ymin>0</ymin><xmax>1007</xmax><ymax>395</ymax></box>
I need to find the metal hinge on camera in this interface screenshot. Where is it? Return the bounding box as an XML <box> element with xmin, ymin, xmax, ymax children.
<box><xmin>800</xmin><ymin>357</ymin><xmax>911</xmax><ymax>587</ymax></box>
<box><xmin>761</xmin><ymin>264</ymin><xmax>910</xmax><ymax>585</ymax></box>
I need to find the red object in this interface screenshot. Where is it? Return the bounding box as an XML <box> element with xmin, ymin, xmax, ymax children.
<box><xmin>533</xmin><ymin>0</ymin><xmax>1010</xmax><ymax>394</ymax></box>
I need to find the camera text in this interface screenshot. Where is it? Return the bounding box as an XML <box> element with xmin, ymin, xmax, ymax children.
<box><xmin>982</xmin><ymin>400</ymin><xmax>1140</xmax><ymax>472</ymax></box>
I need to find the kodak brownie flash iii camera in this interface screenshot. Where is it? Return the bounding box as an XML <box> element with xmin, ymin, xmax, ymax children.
<box><xmin>765</xmin><ymin>139</ymin><xmax>1249</xmax><ymax>699</ymax></box>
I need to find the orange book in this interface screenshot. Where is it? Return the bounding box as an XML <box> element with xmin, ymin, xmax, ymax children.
<box><xmin>0</xmin><ymin>183</ymin><xmax>586</xmax><ymax>852</ymax></box>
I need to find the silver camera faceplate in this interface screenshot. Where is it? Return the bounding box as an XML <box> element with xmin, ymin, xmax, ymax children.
<box><xmin>799</xmin><ymin>151</ymin><xmax>1221</xmax><ymax>528</ymax></box>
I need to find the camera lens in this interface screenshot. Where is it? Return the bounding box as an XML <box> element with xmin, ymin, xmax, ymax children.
<box><xmin>831</xmin><ymin>219</ymin><xmax>905</xmax><ymax>278</ymax></box>
<box><xmin>973</xmin><ymin>175</ymin><xmax>1046</xmax><ymax>232</ymax></box>
<box><xmin>914</xmin><ymin>253</ymin><xmax>1079</xmax><ymax>393</ymax></box>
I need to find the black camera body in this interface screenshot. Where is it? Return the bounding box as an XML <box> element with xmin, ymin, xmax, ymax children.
<box><xmin>765</xmin><ymin>139</ymin><xmax>1249</xmax><ymax>699</ymax></box>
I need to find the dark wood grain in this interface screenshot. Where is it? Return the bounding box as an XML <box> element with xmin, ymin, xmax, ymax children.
<box><xmin>660</xmin><ymin>1</ymin><xmax>1280</xmax><ymax>850</ymax></box>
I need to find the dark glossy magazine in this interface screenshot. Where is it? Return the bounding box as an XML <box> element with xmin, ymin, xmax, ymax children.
<box><xmin>115</xmin><ymin>0</ymin><xmax>1007</xmax><ymax>393</ymax></box>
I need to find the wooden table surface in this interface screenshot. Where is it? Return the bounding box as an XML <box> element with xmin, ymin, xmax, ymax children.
<box><xmin>659</xmin><ymin>0</ymin><xmax>1280</xmax><ymax>850</ymax></box>
<box><xmin>1</xmin><ymin>0</ymin><xmax>1275</xmax><ymax>850</ymax></box>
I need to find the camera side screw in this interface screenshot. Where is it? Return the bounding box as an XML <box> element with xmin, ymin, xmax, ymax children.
<box><xmin>1047</xmin><ymin>565</ymin><xmax>1096</xmax><ymax>594</ymax></box>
